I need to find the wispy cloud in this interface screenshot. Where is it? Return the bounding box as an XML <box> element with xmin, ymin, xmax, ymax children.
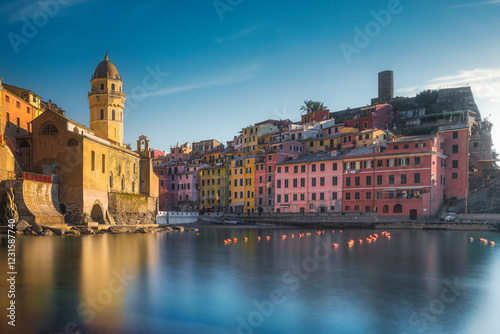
<box><xmin>143</xmin><ymin>66</ymin><xmax>260</xmax><ymax>98</ymax></box>
<box><xmin>0</xmin><ymin>0</ymin><xmax>96</xmax><ymax>24</ymax></box>
<box><xmin>449</xmin><ymin>0</ymin><xmax>500</xmax><ymax>9</ymax></box>
<box><xmin>398</xmin><ymin>66</ymin><xmax>500</xmax><ymax>102</ymax></box>
<box><xmin>215</xmin><ymin>27</ymin><xmax>260</xmax><ymax>44</ymax></box>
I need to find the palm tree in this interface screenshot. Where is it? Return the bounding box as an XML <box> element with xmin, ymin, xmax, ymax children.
<box><xmin>300</xmin><ymin>100</ymin><xmax>328</xmax><ymax>114</ymax></box>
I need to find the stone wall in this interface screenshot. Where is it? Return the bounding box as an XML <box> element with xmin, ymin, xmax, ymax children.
<box><xmin>108</xmin><ymin>192</ymin><xmax>158</xmax><ymax>225</ymax></box>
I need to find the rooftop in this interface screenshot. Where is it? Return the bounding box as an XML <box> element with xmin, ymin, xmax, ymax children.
<box><xmin>277</xmin><ymin>152</ymin><xmax>343</xmax><ymax>165</ymax></box>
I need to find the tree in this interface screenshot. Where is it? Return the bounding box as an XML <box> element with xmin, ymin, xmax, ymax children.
<box><xmin>415</xmin><ymin>89</ymin><xmax>439</xmax><ymax>108</ymax></box>
<box><xmin>300</xmin><ymin>100</ymin><xmax>328</xmax><ymax>114</ymax></box>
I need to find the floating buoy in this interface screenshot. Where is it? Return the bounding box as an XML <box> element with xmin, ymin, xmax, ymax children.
<box><xmin>340</xmin><ymin>230</ymin><xmax>343</xmax><ymax>233</ymax></box>
<box><xmin>358</xmin><ymin>239</ymin><xmax>363</xmax><ymax>244</ymax></box>
<box><xmin>291</xmin><ymin>234</ymin><xmax>295</xmax><ymax>238</ymax></box>
<box><xmin>266</xmin><ymin>236</ymin><xmax>271</xmax><ymax>240</ymax></box>
<box><xmin>332</xmin><ymin>243</ymin><xmax>339</xmax><ymax>249</ymax></box>
<box><xmin>257</xmin><ymin>237</ymin><xmax>261</xmax><ymax>241</ymax></box>
<box><xmin>233</xmin><ymin>238</ymin><xmax>237</xmax><ymax>242</ymax></box>
<box><xmin>244</xmin><ymin>237</ymin><xmax>248</xmax><ymax>242</ymax></box>
<box><xmin>490</xmin><ymin>241</ymin><xmax>495</xmax><ymax>246</ymax></box>
<box><xmin>469</xmin><ymin>237</ymin><xmax>474</xmax><ymax>241</ymax></box>
<box><xmin>332</xmin><ymin>230</ymin><xmax>335</xmax><ymax>233</ymax></box>
<box><xmin>347</xmin><ymin>239</ymin><xmax>355</xmax><ymax>246</ymax></box>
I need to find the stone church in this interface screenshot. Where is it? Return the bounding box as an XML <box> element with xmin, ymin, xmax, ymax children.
<box><xmin>27</xmin><ymin>54</ymin><xmax>159</xmax><ymax>225</ymax></box>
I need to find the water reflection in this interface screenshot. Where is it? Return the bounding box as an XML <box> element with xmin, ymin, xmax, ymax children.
<box><xmin>0</xmin><ymin>230</ymin><xmax>499</xmax><ymax>334</ymax></box>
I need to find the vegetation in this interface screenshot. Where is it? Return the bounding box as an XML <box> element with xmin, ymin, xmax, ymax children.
<box><xmin>300</xmin><ymin>100</ymin><xmax>328</xmax><ymax>114</ymax></box>
<box><xmin>415</xmin><ymin>89</ymin><xmax>439</xmax><ymax>108</ymax></box>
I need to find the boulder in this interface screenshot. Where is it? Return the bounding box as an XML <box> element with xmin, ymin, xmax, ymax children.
<box><xmin>163</xmin><ymin>226</ymin><xmax>173</xmax><ymax>231</ymax></box>
<box><xmin>44</xmin><ymin>227</ymin><xmax>66</xmax><ymax>236</ymax></box>
<box><xmin>109</xmin><ymin>226</ymin><xmax>130</xmax><ymax>234</ymax></box>
<box><xmin>31</xmin><ymin>223</ymin><xmax>43</xmax><ymax>234</ymax></box>
<box><xmin>172</xmin><ymin>226</ymin><xmax>184</xmax><ymax>232</ymax></box>
<box><xmin>95</xmin><ymin>230</ymin><xmax>106</xmax><ymax>234</ymax></box>
<box><xmin>42</xmin><ymin>229</ymin><xmax>56</xmax><ymax>236</ymax></box>
<box><xmin>15</xmin><ymin>220</ymin><xmax>30</xmax><ymax>232</ymax></box>
<box><xmin>65</xmin><ymin>229</ymin><xmax>81</xmax><ymax>236</ymax></box>
<box><xmin>81</xmin><ymin>226</ymin><xmax>95</xmax><ymax>235</ymax></box>
<box><xmin>24</xmin><ymin>227</ymin><xmax>36</xmax><ymax>235</ymax></box>
<box><xmin>15</xmin><ymin>230</ymin><xmax>23</xmax><ymax>236</ymax></box>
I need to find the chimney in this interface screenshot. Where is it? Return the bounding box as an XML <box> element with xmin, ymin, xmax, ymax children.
<box><xmin>378</xmin><ymin>71</ymin><xmax>394</xmax><ymax>104</ymax></box>
<box><xmin>0</xmin><ymin>78</ymin><xmax>3</xmax><ymax>88</ymax></box>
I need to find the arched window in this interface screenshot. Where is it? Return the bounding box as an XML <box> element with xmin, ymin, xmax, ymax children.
<box><xmin>41</xmin><ymin>123</ymin><xmax>58</xmax><ymax>134</ymax></box>
<box><xmin>132</xmin><ymin>180</ymin><xmax>135</xmax><ymax>192</ymax></box>
<box><xmin>382</xmin><ymin>205</ymin><xmax>389</xmax><ymax>214</ymax></box>
<box><xmin>112</xmin><ymin>109</ymin><xmax>115</xmax><ymax>120</ymax></box>
<box><xmin>393</xmin><ymin>204</ymin><xmax>403</xmax><ymax>214</ymax></box>
<box><xmin>111</xmin><ymin>83</ymin><xmax>115</xmax><ymax>91</ymax></box>
<box><xmin>109</xmin><ymin>173</ymin><xmax>113</xmax><ymax>188</ymax></box>
<box><xmin>100</xmin><ymin>83</ymin><xmax>104</xmax><ymax>90</ymax></box>
<box><xmin>100</xmin><ymin>109</ymin><xmax>104</xmax><ymax>120</ymax></box>
<box><xmin>121</xmin><ymin>176</ymin><xmax>125</xmax><ymax>191</ymax></box>
<box><xmin>67</xmin><ymin>139</ymin><xmax>78</xmax><ymax>146</ymax></box>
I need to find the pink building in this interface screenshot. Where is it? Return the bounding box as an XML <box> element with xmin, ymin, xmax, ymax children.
<box><xmin>438</xmin><ymin>124</ymin><xmax>469</xmax><ymax>201</ymax></box>
<box><xmin>345</xmin><ymin>104</ymin><xmax>395</xmax><ymax>131</ymax></box>
<box><xmin>255</xmin><ymin>141</ymin><xmax>304</xmax><ymax>213</ymax></box>
<box><xmin>275</xmin><ymin>152</ymin><xmax>344</xmax><ymax>213</ymax></box>
<box><xmin>177</xmin><ymin>165</ymin><xmax>200</xmax><ymax>211</ymax></box>
<box><xmin>322</xmin><ymin>123</ymin><xmax>344</xmax><ymax>138</ymax></box>
<box><xmin>341</xmin><ymin>134</ymin><xmax>447</xmax><ymax>219</ymax></box>
<box><xmin>170</xmin><ymin>142</ymin><xmax>192</xmax><ymax>161</ymax></box>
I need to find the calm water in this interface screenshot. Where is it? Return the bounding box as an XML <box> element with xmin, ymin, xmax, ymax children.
<box><xmin>1</xmin><ymin>228</ymin><xmax>500</xmax><ymax>334</ymax></box>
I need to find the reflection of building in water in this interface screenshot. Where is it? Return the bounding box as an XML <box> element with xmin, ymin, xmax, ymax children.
<box><xmin>79</xmin><ymin>234</ymin><xmax>159</xmax><ymax>332</ymax></box>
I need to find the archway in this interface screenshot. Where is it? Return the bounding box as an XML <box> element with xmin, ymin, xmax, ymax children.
<box><xmin>410</xmin><ymin>209</ymin><xmax>418</xmax><ymax>220</ymax></box>
<box><xmin>382</xmin><ymin>205</ymin><xmax>389</xmax><ymax>214</ymax></box>
<box><xmin>90</xmin><ymin>204</ymin><xmax>105</xmax><ymax>224</ymax></box>
<box><xmin>393</xmin><ymin>204</ymin><xmax>403</xmax><ymax>214</ymax></box>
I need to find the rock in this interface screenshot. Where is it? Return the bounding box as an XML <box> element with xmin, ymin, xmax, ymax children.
<box><xmin>71</xmin><ymin>227</ymin><xmax>81</xmax><ymax>232</ymax></box>
<box><xmin>15</xmin><ymin>230</ymin><xmax>23</xmax><ymax>235</ymax></box>
<box><xmin>15</xmin><ymin>220</ymin><xmax>30</xmax><ymax>231</ymax></box>
<box><xmin>24</xmin><ymin>227</ymin><xmax>36</xmax><ymax>235</ymax></box>
<box><xmin>81</xmin><ymin>226</ymin><xmax>95</xmax><ymax>235</ymax></box>
<box><xmin>172</xmin><ymin>226</ymin><xmax>184</xmax><ymax>232</ymax></box>
<box><xmin>42</xmin><ymin>229</ymin><xmax>56</xmax><ymax>236</ymax></box>
<box><xmin>163</xmin><ymin>226</ymin><xmax>173</xmax><ymax>231</ymax></box>
<box><xmin>65</xmin><ymin>229</ymin><xmax>80</xmax><ymax>236</ymax></box>
<box><xmin>109</xmin><ymin>226</ymin><xmax>129</xmax><ymax>234</ymax></box>
<box><xmin>192</xmin><ymin>228</ymin><xmax>199</xmax><ymax>232</ymax></box>
<box><xmin>138</xmin><ymin>227</ymin><xmax>154</xmax><ymax>234</ymax></box>
<box><xmin>44</xmin><ymin>227</ymin><xmax>66</xmax><ymax>236</ymax></box>
<box><xmin>95</xmin><ymin>230</ymin><xmax>106</xmax><ymax>234</ymax></box>
<box><xmin>31</xmin><ymin>223</ymin><xmax>43</xmax><ymax>234</ymax></box>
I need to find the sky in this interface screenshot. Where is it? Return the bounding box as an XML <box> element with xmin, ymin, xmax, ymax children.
<box><xmin>1</xmin><ymin>0</ymin><xmax>499</xmax><ymax>152</ymax></box>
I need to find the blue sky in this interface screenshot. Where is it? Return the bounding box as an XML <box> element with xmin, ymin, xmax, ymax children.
<box><xmin>1</xmin><ymin>0</ymin><xmax>499</xmax><ymax>152</ymax></box>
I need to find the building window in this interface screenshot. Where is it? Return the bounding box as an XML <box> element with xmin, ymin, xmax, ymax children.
<box><xmin>333</xmin><ymin>163</ymin><xmax>337</xmax><ymax>171</ymax></box>
<box><xmin>111</xmin><ymin>83</ymin><xmax>115</xmax><ymax>91</ymax></box>
<box><xmin>311</xmin><ymin>193</ymin><xmax>316</xmax><ymax>200</ymax></box>
<box><xmin>401</xmin><ymin>174</ymin><xmax>407</xmax><ymax>185</ymax></box>
<box><xmin>100</xmin><ymin>83</ymin><xmax>105</xmax><ymax>90</ymax></box>
<box><xmin>414</xmin><ymin>157</ymin><xmax>421</xmax><ymax>165</ymax></box>
<box><xmin>473</xmin><ymin>142</ymin><xmax>479</xmax><ymax>148</ymax></box>
<box><xmin>389</xmin><ymin>175</ymin><xmax>395</xmax><ymax>185</ymax></box>
<box><xmin>452</xmin><ymin>160</ymin><xmax>458</xmax><ymax>168</ymax></box>
<box><xmin>332</xmin><ymin>177</ymin><xmax>338</xmax><ymax>186</ymax></box>
<box><xmin>320</xmin><ymin>177</ymin><xmax>325</xmax><ymax>186</ymax></box>
<box><xmin>41</xmin><ymin>123</ymin><xmax>58</xmax><ymax>134</ymax></box>
<box><xmin>355</xmin><ymin>177</ymin><xmax>360</xmax><ymax>186</ymax></box>
<box><xmin>346</xmin><ymin>177</ymin><xmax>351</xmax><ymax>187</ymax></box>
<box><xmin>102</xmin><ymin>155</ymin><xmax>106</xmax><ymax>173</ymax></box>
<box><xmin>294</xmin><ymin>165</ymin><xmax>298</xmax><ymax>173</ymax></box>
<box><xmin>414</xmin><ymin>173</ymin><xmax>421</xmax><ymax>184</ymax></box>
<box><xmin>453</xmin><ymin>131</ymin><xmax>458</xmax><ymax>139</ymax></box>
<box><xmin>284</xmin><ymin>194</ymin><xmax>289</xmax><ymax>202</ymax></box>
<box><xmin>320</xmin><ymin>193</ymin><xmax>325</xmax><ymax>200</ymax></box>
<box><xmin>16</xmin><ymin>118</ymin><xmax>20</xmax><ymax>133</ymax></box>
<box><xmin>366</xmin><ymin>192</ymin><xmax>371</xmax><ymax>200</ymax></box>
<box><xmin>320</xmin><ymin>163</ymin><xmax>325</xmax><ymax>171</ymax></box>
<box><xmin>293</xmin><ymin>179</ymin><xmax>298</xmax><ymax>188</ymax></box>
<box><xmin>100</xmin><ymin>109</ymin><xmax>104</xmax><ymax>120</ymax></box>
<box><xmin>301</xmin><ymin>178</ymin><xmax>306</xmax><ymax>187</ymax></box>
<box><xmin>345</xmin><ymin>193</ymin><xmax>351</xmax><ymax>200</ymax></box>
<box><xmin>277</xmin><ymin>195</ymin><xmax>281</xmax><ymax>203</ymax></box>
<box><xmin>452</xmin><ymin>145</ymin><xmax>459</xmax><ymax>154</ymax></box>
<box><xmin>284</xmin><ymin>179</ymin><xmax>289</xmax><ymax>188</ymax></box>
<box><xmin>312</xmin><ymin>178</ymin><xmax>317</xmax><ymax>187</ymax></box>
<box><xmin>121</xmin><ymin>177</ymin><xmax>125</xmax><ymax>191</ymax></box>
<box><xmin>355</xmin><ymin>192</ymin><xmax>360</xmax><ymax>200</ymax></box>
<box><xmin>277</xmin><ymin>180</ymin><xmax>281</xmax><ymax>188</ymax></box>
<box><xmin>300</xmin><ymin>194</ymin><xmax>305</xmax><ymax>201</ymax></box>
<box><xmin>377</xmin><ymin>175</ymin><xmax>383</xmax><ymax>185</ymax></box>
<box><xmin>112</xmin><ymin>109</ymin><xmax>116</xmax><ymax>120</ymax></box>
<box><xmin>312</xmin><ymin>164</ymin><xmax>316</xmax><ymax>172</ymax></box>
<box><xmin>109</xmin><ymin>173</ymin><xmax>113</xmax><ymax>188</ymax></box>
<box><xmin>301</xmin><ymin>165</ymin><xmax>306</xmax><ymax>172</ymax></box>
<box><xmin>377</xmin><ymin>160</ymin><xmax>382</xmax><ymax>167</ymax></box>
<box><xmin>91</xmin><ymin>151</ymin><xmax>95</xmax><ymax>171</ymax></box>
<box><xmin>452</xmin><ymin>173</ymin><xmax>458</xmax><ymax>179</ymax></box>
<box><xmin>277</xmin><ymin>167</ymin><xmax>281</xmax><ymax>173</ymax></box>
<box><xmin>332</xmin><ymin>192</ymin><xmax>337</xmax><ymax>200</ymax></box>
<box><xmin>366</xmin><ymin>175</ymin><xmax>371</xmax><ymax>186</ymax></box>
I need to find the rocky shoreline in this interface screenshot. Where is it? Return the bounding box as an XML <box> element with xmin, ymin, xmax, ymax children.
<box><xmin>7</xmin><ymin>220</ymin><xmax>199</xmax><ymax>237</ymax></box>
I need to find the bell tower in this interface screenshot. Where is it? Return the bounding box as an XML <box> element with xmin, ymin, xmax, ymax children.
<box><xmin>88</xmin><ymin>53</ymin><xmax>126</xmax><ymax>145</ymax></box>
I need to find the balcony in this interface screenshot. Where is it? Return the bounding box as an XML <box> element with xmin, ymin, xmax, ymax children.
<box><xmin>88</xmin><ymin>90</ymin><xmax>126</xmax><ymax>98</ymax></box>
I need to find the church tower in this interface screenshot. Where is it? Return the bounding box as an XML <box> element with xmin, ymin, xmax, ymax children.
<box><xmin>88</xmin><ymin>53</ymin><xmax>125</xmax><ymax>146</ymax></box>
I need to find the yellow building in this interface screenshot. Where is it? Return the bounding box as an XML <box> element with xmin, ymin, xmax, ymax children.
<box><xmin>242</xmin><ymin>125</ymin><xmax>259</xmax><ymax>153</ymax></box>
<box><xmin>354</xmin><ymin>129</ymin><xmax>389</xmax><ymax>147</ymax></box>
<box><xmin>199</xmin><ymin>163</ymin><xmax>229</xmax><ymax>212</ymax></box>
<box><xmin>229</xmin><ymin>155</ymin><xmax>256</xmax><ymax>213</ymax></box>
<box><xmin>303</xmin><ymin>127</ymin><xmax>360</xmax><ymax>153</ymax></box>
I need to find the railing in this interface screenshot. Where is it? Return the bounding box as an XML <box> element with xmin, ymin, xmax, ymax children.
<box><xmin>88</xmin><ymin>90</ymin><xmax>126</xmax><ymax>97</ymax></box>
<box><xmin>20</xmin><ymin>172</ymin><xmax>52</xmax><ymax>184</ymax></box>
